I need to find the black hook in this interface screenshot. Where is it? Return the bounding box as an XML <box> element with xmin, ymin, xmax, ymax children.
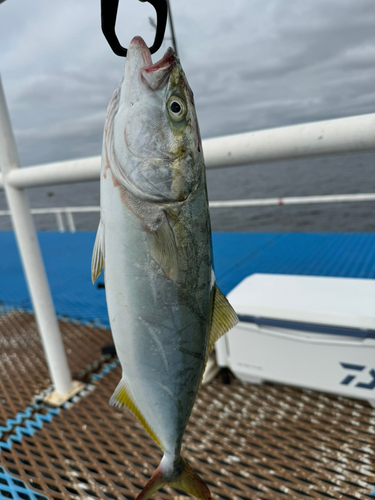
<box><xmin>101</xmin><ymin>0</ymin><xmax>168</xmax><ymax>57</ymax></box>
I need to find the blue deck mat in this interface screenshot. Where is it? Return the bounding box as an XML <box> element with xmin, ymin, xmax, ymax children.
<box><xmin>0</xmin><ymin>466</ymin><xmax>48</xmax><ymax>500</ymax></box>
<box><xmin>0</xmin><ymin>231</ymin><xmax>374</xmax><ymax>328</ymax></box>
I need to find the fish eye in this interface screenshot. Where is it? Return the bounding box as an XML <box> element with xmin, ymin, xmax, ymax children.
<box><xmin>167</xmin><ymin>96</ymin><xmax>186</xmax><ymax>121</ymax></box>
<box><xmin>171</xmin><ymin>101</ymin><xmax>181</xmax><ymax>113</ymax></box>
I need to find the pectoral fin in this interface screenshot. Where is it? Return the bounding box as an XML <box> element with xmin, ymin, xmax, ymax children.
<box><xmin>207</xmin><ymin>285</ymin><xmax>238</xmax><ymax>355</ymax></box>
<box><xmin>110</xmin><ymin>379</ymin><xmax>162</xmax><ymax>449</ymax></box>
<box><xmin>91</xmin><ymin>219</ymin><xmax>104</xmax><ymax>284</ymax></box>
<box><xmin>148</xmin><ymin>220</ymin><xmax>178</xmax><ymax>281</ymax></box>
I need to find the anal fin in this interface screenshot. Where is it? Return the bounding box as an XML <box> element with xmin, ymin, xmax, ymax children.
<box><xmin>110</xmin><ymin>379</ymin><xmax>162</xmax><ymax>449</ymax></box>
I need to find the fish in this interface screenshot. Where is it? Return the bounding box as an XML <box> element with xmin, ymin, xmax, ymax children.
<box><xmin>91</xmin><ymin>36</ymin><xmax>238</xmax><ymax>500</ymax></box>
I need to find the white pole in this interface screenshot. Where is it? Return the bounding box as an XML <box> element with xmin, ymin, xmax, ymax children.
<box><xmin>1</xmin><ymin>156</ymin><xmax>101</xmax><ymax>188</ymax></box>
<box><xmin>65</xmin><ymin>210</ymin><xmax>76</xmax><ymax>233</ymax></box>
<box><xmin>209</xmin><ymin>193</ymin><xmax>375</xmax><ymax>208</ymax></box>
<box><xmin>0</xmin><ymin>112</ymin><xmax>375</xmax><ymax>189</ymax></box>
<box><xmin>0</xmin><ymin>192</ymin><xmax>373</xmax><ymax>222</ymax></box>
<box><xmin>203</xmin><ymin>113</ymin><xmax>375</xmax><ymax>169</ymax></box>
<box><xmin>0</xmin><ymin>76</ymin><xmax>73</xmax><ymax>395</ymax></box>
<box><xmin>55</xmin><ymin>211</ymin><xmax>65</xmax><ymax>232</ymax></box>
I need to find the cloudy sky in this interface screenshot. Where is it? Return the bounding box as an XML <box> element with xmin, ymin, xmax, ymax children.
<box><xmin>1</xmin><ymin>0</ymin><xmax>375</xmax><ymax>167</ymax></box>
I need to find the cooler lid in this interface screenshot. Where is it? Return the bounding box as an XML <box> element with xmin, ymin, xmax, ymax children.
<box><xmin>227</xmin><ymin>274</ymin><xmax>375</xmax><ymax>331</ymax></box>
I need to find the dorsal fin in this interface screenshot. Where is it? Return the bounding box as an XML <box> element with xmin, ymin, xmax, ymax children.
<box><xmin>91</xmin><ymin>219</ymin><xmax>104</xmax><ymax>284</ymax></box>
<box><xmin>110</xmin><ymin>379</ymin><xmax>162</xmax><ymax>449</ymax></box>
<box><xmin>207</xmin><ymin>285</ymin><xmax>238</xmax><ymax>356</ymax></box>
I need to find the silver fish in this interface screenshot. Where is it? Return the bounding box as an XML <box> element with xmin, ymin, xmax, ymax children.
<box><xmin>92</xmin><ymin>36</ymin><xmax>238</xmax><ymax>500</ymax></box>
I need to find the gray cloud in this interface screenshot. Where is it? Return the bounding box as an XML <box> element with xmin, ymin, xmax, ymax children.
<box><xmin>1</xmin><ymin>0</ymin><xmax>375</xmax><ymax>166</ymax></box>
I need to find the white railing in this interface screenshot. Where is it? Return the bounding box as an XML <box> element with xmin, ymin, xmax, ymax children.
<box><xmin>1</xmin><ymin>73</ymin><xmax>375</xmax><ymax>398</ymax></box>
<box><xmin>1</xmin><ymin>192</ymin><xmax>375</xmax><ymax>232</ymax></box>
<box><xmin>208</xmin><ymin>193</ymin><xmax>375</xmax><ymax>208</ymax></box>
<box><xmin>0</xmin><ymin>206</ymin><xmax>100</xmax><ymax>232</ymax></box>
<box><xmin>1</xmin><ymin>113</ymin><xmax>375</xmax><ymax>189</ymax></box>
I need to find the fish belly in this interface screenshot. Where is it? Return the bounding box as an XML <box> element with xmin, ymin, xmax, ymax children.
<box><xmin>101</xmin><ymin>169</ymin><xmax>211</xmax><ymax>455</ymax></box>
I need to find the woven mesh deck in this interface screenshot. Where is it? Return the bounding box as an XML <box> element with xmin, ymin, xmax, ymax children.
<box><xmin>1</xmin><ymin>312</ymin><xmax>374</xmax><ymax>499</ymax></box>
<box><xmin>0</xmin><ymin>310</ymin><xmax>112</xmax><ymax>425</ymax></box>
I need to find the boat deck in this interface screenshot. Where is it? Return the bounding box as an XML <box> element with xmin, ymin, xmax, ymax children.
<box><xmin>1</xmin><ymin>231</ymin><xmax>375</xmax><ymax>327</ymax></box>
<box><xmin>0</xmin><ymin>311</ymin><xmax>374</xmax><ymax>500</ymax></box>
<box><xmin>0</xmin><ymin>232</ymin><xmax>375</xmax><ymax>499</ymax></box>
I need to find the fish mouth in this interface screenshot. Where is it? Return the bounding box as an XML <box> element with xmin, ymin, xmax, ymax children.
<box><xmin>128</xmin><ymin>36</ymin><xmax>153</xmax><ymax>67</ymax></box>
<box><xmin>128</xmin><ymin>36</ymin><xmax>177</xmax><ymax>90</ymax></box>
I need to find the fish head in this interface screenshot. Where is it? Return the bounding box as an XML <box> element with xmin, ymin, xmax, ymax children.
<box><xmin>108</xmin><ymin>36</ymin><xmax>203</xmax><ymax>203</ymax></box>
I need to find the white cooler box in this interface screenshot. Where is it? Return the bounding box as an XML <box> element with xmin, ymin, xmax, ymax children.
<box><xmin>216</xmin><ymin>274</ymin><xmax>375</xmax><ymax>407</ymax></box>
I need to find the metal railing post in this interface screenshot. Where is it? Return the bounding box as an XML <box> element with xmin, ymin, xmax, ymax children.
<box><xmin>55</xmin><ymin>211</ymin><xmax>65</xmax><ymax>232</ymax></box>
<box><xmin>65</xmin><ymin>210</ymin><xmax>76</xmax><ymax>233</ymax></box>
<box><xmin>0</xmin><ymin>75</ymin><xmax>73</xmax><ymax>395</ymax></box>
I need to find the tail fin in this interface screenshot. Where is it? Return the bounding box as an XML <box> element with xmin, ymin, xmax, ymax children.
<box><xmin>135</xmin><ymin>457</ymin><xmax>211</xmax><ymax>500</ymax></box>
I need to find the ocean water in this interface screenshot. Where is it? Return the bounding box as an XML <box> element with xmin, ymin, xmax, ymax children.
<box><xmin>0</xmin><ymin>151</ymin><xmax>374</xmax><ymax>233</ymax></box>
